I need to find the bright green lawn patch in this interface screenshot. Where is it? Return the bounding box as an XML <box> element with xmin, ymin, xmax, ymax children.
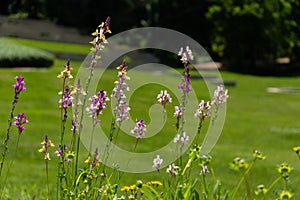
<box><xmin>2</xmin><ymin>37</ymin><xmax>91</xmax><ymax>54</ymax></box>
<box><xmin>0</xmin><ymin>58</ymin><xmax>299</xmax><ymax>199</ymax></box>
<box><xmin>0</xmin><ymin>39</ymin><xmax>54</xmax><ymax>67</ymax></box>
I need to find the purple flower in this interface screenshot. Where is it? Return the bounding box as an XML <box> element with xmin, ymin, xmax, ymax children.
<box><xmin>195</xmin><ymin>100</ymin><xmax>211</xmax><ymax>120</ymax></box>
<box><xmin>157</xmin><ymin>90</ymin><xmax>172</xmax><ymax>108</ymax></box>
<box><xmin>13</xmin><ymin>113</ymin><xmax>29</xmax><ymax>134</ymax></box>
<box><xmin>131</xmin><ymin>119</ymin><xmax>146</xmax><ymax>139</ymax></box>
<box><xmin>178</xmin><ymin>46</ymin><xmax>194</xmax><ymax>64</ymax></box>
<box><xmin>112</xmin><ymin>61</ymin><xmax>131</xmax><ymax>125</ymax></box>
<box><xmin>200</xmin><ymin>165</ymin><xmax>209</xmax><ymax>175</ymax></box>
<box><xmin>173</xmin><ymin>131</ymin><xmax>189</xmax><ymax>147</ymax></box>
<box><xmin>178</xmin><ymin>75</ymin><xmax>192</xmax><ymax>94</ymax></box>
<box><xmin>212</xmin><ymin>84</ymin><xmax>229</xmax><ymax>106</ymax></box>
<box><xmin>152</xmin><ymin>155</ymin><xmax>163</xmax><ymax>171</ymax></box>
<box><xmin>13</xmin><ymin>76</ymin><xmax>26</xmax><ymax>95</ymax></box>
<box><xmin>114</xmin><ymin>100</ymin><xmax>131</xmax><ymax>125</ymax></box>
<box><xmin>59</xmin><ymin>85</ymin><xmax>73</xmax><ymax>109</ymax></box>
<box><xmin>54</xmin><ymin>147</ymin><xmax>63</xmax><ymax>157</ymax></box>
<box><xmin>72</xmin><ymin>78</ymin><xmax>85</xmax><ymax>132</ymax></box>
<box><xmin>86</xmin><ymin>90</ymin><xmax>109</xmax><ymax>124</ymax></box>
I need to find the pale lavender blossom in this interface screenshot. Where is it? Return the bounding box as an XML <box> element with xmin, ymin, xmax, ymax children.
<box><xmin>152</xmin><ymin>155</ymin><xmax>163</xmax><ymax>171</ymax></box>
<box><xmin>200</xmin><ymin>165</ymin><xmax>209</xmax><ymax>175</ymax></box>
<box><xmin>173</xmin><ymin>131</ymin><xmax>189</xmax><ymax>147</ymax></box>
<box><xmin>173</xmin><ymin>106</ymin><xmax>182</xmax><ymax>119</ymax></box>
<box><xmin>13</xmin><ymin>76</ymin><xmax>26</xmax><ymax>95</ymax></box>
<box><xmin>157</xmin><ymin>90</ymin><xmax>172</xmax><ymax>108</ymax></box>
<box><xmin>86</xmin><ymin>90</ymin><xmax>109</xmax><ymax>124</ymax></box>
<box><xmin>114</xmin><ymin>100</ymin><xmax>131</xmax><ymax>125</ymax></box>
<box><xmin>71</xmin><ymin>78</ymin><xmax>85</xmax><ymax>132</ymax></box>
<box><xmin>54</xmin><ymin>147</ymin><xmax>63</xmax><ymax>157</ymax></box>
<box><xmin>112</xmin><ymin>61</ymin><xmax>131</xmax><ymax>125</ymax></box>
<box><xmin>212</xmin><ymin>84</ymin><xmax>229</xmax><ymax>106</ymax></box>
<box><xmin>111</xmin><ymin>60</ymin><xmax>130</xmax><ymax>99</ymax></box>
<box><xmin>131</xmin><ymin>119</ymin><xmax>146</xmax><ymax>139</ymax></box>
<box><xmin>178</xmin><ymin>46</ymin><xmax>194</xmax><ymax>64</ymax></box>
<box><xmin>178</xmin><ymin>75</ymin><xmax>192</xmax><ymax>94</ymax></box>
<box><xmin>13</xmin><ymin>113</ymin><xmax>29</xmax><ymax>134</ymax></box>
<box><xmin>59</xmin><ymin>85</ymin><xmax>73</xmax><ymax>109</ymax></box>
<box><xmin>166</xmin><ymin>163</ymin><xmax>180</xmax><ymax>177</ymax></box>
<box><xmin>195</xmin><ymin>100</ymin><xmax>212</xmax><ymax>120</ymax></box>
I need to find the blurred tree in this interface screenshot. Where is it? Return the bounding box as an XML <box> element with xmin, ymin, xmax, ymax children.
<box><xmin>205</xmin><ymin>0</ymin><xmax>300</xmax><ymax>70</ymax></box>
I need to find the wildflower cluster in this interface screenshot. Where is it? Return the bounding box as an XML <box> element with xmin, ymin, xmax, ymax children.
<box><xmin>13</xmin><ymin>113</ymin><xmax>29</xmax><ymax>134</ymax></box>
<box><xmin>152</xmin><ymin>155</ymin><xmax>163</xmax><ymax>171</ymax></box>
<box><xmin>13</xmin><ymin>76</ymin><xmax>26</xmax><ymax>95</ymax></box>
<box><xmin>111</xmin><ymin>60</ymin><xmax>131</xmax><ymax>126</ymax></box>
<box><xmin>173</xmin><ymin>131</ymin><xmax>189</xmax><ymax>147</ymax></box>
<box><xmin>0</xmin><ymin>76</ymin><xmax>27</xmax><ymax>179</ymax></box>
<box><xmin>90</xmin><ymin>17</ymin><xmax>111</xmax><ymax>52</ymax></box>
<box><xmin>157</xmin><ymin>90</ymin><xmax>172</xmax><ymax>108</ymax></box>
<box><xmin>194</xmin><ymin>100</ymin><xmax>211</xmax><ymax>120</ymax></box>
<box><xmin>178</xmin><ymin>46</ymin><xmax>194</xmax><ymax>64</ymax></box>
<box><xmin>38</xmin><ymin>135</ymin><xmax>55</xmax><ymax>160</ymax></box>
<box><xmin>131</xmin><ymin>119</ymin><xmax>146</xmax><ymax>140</ymax></box>
<box><xmin>85</xmin><ymin>148</ymin><xmax>100</xmax><ymax>171</ymax></box>
<box><xmin>86</xmin><ymin>90</ymin><xmax>109</xmax><ymax>125</ymax></box>
<box><xmin>212</xmin><ymin>84</ymin><xmax>229</xmax><ymax>106</ymax></box>
<box><xmin>166</xmin><ymin>163</ymin><xmax>180</xmax><ymax>177</ymax></box>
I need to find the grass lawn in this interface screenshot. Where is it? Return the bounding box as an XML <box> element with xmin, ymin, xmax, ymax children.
<box><xmin>0</xmin><ymin>37</ymin><xmax>299</xmax><ymax>199</ymax></box>
<box><xmin>1</xmin><ymin>37</ymin><xmax>90</xmax><ymax>54</ymax></box>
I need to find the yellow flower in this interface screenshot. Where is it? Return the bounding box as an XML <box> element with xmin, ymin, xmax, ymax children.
<box><xmin>121</xmin><ymin>186</ymin><xmax>130</xmax><ymax>192</ymax></box>
<box><xmin>279</xmin><ymin>190</ymin><xmax>293</xmax><ymax>200</ymax></box>
<box><xmin>293</xmin><ymin>146</ymin><xmax>300</xmax><ymax>154</ymax></box>
<box><xmin>277</xmin><ymin>162</ymin><xmax>293</xmax><ymax>174</ymax></box>
<box><xmin>146</xmin><ymin>181</ymin><xmax>163</xmax><ymax>187</ymax></box>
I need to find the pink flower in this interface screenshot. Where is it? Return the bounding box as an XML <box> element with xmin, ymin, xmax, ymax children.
<box><xmin>195</xmin><ymin>100</ymin><xmax>211</xmax><ymax>120</ymax></box>
<box><xmin>13</xmin><ymin>113</ymin><xmax>29</xmax><ymax>134</ymax></box>
<box><xmin>13</xmin><ymin>76</ymin><xmax>26</xmax><ymax>95</ymax></box>
<box><xmin>178</xmin><ymin>46</ymin><xmax>194</xmax><ymax>64</ymax></box>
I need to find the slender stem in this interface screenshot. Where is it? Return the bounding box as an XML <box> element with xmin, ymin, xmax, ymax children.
<box><xmin>265</xmin><ymin>176</ymin><xmax>281</xmax><ymax>196</ymax></box>
<box><xmin>0</xmin><ymin>134</ymin><xmax>21</xmax><ymax>196</ymax></box>
<box><xmin>0</xmin><ymin>94</ymin><xmax>18</xmax><ymax>178</ymax></box>
<box><xmin>195</xmin><ymin>119</ymin><xmax>203</xmax><ymax>143</ymax></box>
<box><xmin>244</xmin><ymin>174</ymin><xmax>252</xmax><ymax>200</ymax></box>
<box><xmin>46</xmin><ymin>159</ymin><xmax>49</xmax><ymax>200</ymax></box>
<box><xmin>231</xmin><ymin>159</ymin><xmax>256</xmax><ymax>199</ymax></box>
<box><xmin>182</xmin><ymin>159</ymin><xmax>192</xmax><ymax>175</ymax></box>
<box><xmin>202</xmin><ymin>174</ymin><xmax>208</xmax><ymax>200</ymax></box>
<box><xmin>75</xmin><ymin>54</ymin><xmax>97</xmax><ymax>177</ymax></box>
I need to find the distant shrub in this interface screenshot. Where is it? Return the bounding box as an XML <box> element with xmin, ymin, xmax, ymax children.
<box><xmin>0</xmin><ymin>39</ymin><xmax>54</xmax><ymax>68</ymax></box>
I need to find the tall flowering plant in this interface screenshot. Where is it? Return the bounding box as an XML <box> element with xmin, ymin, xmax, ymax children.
<box><xmin>0</xmin><ymin>76</ymin><xmax>27</xmax><ymax>179</ymax></box>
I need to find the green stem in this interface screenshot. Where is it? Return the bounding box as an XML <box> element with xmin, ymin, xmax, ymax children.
<box><xmin>195</xmin><ymin>119</ymin><xmax>203</xmax><ymax>143</ymax></box>
<box><xmin>202</xmin><ymin>174</ymin><xmax>208</xmax><ymax>200</ymax></box>
<box><xmin>231</xmin><ymin>158</ymin><xmax>256</xmax><ymax>199</ymax></box>
<box><xmin>46</xmin><ymin>159</ymin><xmax>49</xmax><ymax>200</ymax></box>
<box><xmin>244</xmin><ymin>174</ymin><xmax>252</xmax><ymax>200</ymax></box>
<box><xmin>0</xmin><ymin>134</ymin><xmax>21</xmax><ymax>197</ymax></box>
<box><xmin>0</xmin><ymin>94</ymin><xmax>18</xmax><ymax>178</ymax></box>
<box><xmin>265</xmin><ymin>176</ymin><xmax>281</xmax><ymax>197</ymax></box>
<box><xmin>182</xmin><ymin>159</ymin><xmax>192</xmax><ymax>176</ymax></box>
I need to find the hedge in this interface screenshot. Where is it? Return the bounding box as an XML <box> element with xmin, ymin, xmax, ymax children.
<box><xmin>0</xmin><ymin>39</ymin><xmax>54</xmax><ymax>68</ymax></box>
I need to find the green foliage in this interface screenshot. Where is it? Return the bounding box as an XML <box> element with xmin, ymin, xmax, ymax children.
<box><xmin>0</xmin><ymin>38</ymin><xmax>54</xmax><ymax>68</ymax></box>
<box><xmin>206</xmin><ymin>0</ymin><xmax>300</xmax><ymax>69</ymax></box>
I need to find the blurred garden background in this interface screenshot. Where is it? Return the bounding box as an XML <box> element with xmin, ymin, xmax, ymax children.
<box><xmin>0</xmin><ymin>0</ymin><xmax>300</xmax><ymax>199</ymax></box>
